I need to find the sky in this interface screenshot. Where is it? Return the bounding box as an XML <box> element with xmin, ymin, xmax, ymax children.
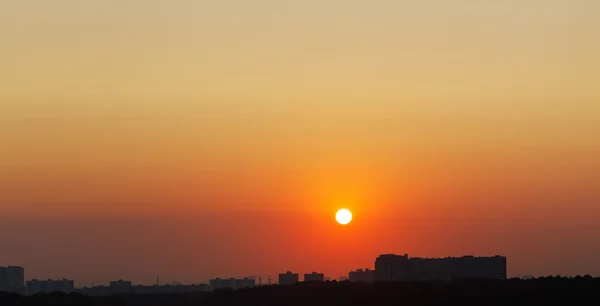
<box><xmin>1</xmin><ymin>0</ymin><xmax>600</xmax><ymax>285</ymax></box>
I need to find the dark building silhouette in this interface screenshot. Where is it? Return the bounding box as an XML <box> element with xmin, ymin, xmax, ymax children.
<box><xmin>109</xmin><ymin>279</ymin><xmax>133</xmax><ymax>294</ymax></box>
<box><xmin>0</xmin><ymin>266</ymin><xmax>25</xmax><ymax>294</ymax></box>
<box><xmin>349</xmin><ymin>268</ymin><xmax>376</xmax><ymax>283</ymax></box>
<box><xmin>303</xmin><ymin>272</ymin><xmax>324</xmax><ymax>282</ymax></box>
<box><xmin>78</xmin><ymin>283</ymin><xmax>208</xmax><ymax>296</ymax></box>
<box><xmin>209</xmin><ymin>278</ymin><xmax>255</xmax><ymax>291</ymax></box>
<box><xmin>375</xmin><ymin>254</ymin><xmax>507</xmax><ymax>281</ymax></box>
<box><xmin>26</xmin><ymin>279</ymin><xmax>74</xmax><ymax>295</ymax></box>
<box><xmin>278</xmin><ymin>271</ymin><xmax>299</xmax><ymax>285</ymax></box>
<box><xmin>76</xmin><ymin>285</ymin><xmax>111</xmax><ymax>296</ymax></box>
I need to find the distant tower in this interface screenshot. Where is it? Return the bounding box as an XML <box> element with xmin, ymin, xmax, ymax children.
<box><xmin>258</xmin><ymin>276</ymin><xmax>262</xmax><ymax>286</ymax></box>
<box><xmin>156</xmin><ymin>275</ymin><xmax>160</xmax><ymax>286</ymax></box>
<box><xmin>268</xmin><ymin>275</ymin><xmax>271</xmax><ymax>285</ymax></box>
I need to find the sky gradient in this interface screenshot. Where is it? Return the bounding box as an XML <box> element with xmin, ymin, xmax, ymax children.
<box><xmin>1</xmin><ymin>1</ymin><xmax>600</xmax><ymax>285</ymax></box>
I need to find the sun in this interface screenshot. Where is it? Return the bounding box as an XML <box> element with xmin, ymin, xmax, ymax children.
<box><xmin>335</xmin><ymin>209</ymin><xmax>353</xmax><ymax>225</ymax></box>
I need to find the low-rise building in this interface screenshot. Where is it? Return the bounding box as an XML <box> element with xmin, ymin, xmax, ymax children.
<box><xmin>78</xmin><ymin>283</ymin><xmax>208</xmax><ymax>296</ymax></box>
<box><xmin>303</xmin><ymin>272</ymin><xmax>324</xmax><ymax>282</ymax></box>
<box><xmin>349</xmin><ymin>268</ymin><xmax>376</xmax><ymax>283</ymax></box>
<box><xmin>209</xmin><ymin>278</ymin><xmax>255</xmax><ymax>291</ymax></box>
<box><xmin>278</xmin><ymin>271</ymin><xmax>298</xmax><ymax>285</ymax></box>
<box><xmin>109</xmin><ymin>279</ymin><xmax>133</xmax><ymax>294</ymax></box>
<box><xmin>132</xmin><ymin>284</ymin><xmax>208</xmax><ymax>294</ymax></box>
<box><xmin>26</xmin><ymin>279</ymin><xmax>74</xmax><ymax>295</ymax></box>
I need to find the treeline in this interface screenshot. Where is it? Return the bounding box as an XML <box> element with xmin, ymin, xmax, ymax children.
<box><xmin>1</xmin><ymin>276</ymin><xmax>599</xmax><ymax>306</ymax></box>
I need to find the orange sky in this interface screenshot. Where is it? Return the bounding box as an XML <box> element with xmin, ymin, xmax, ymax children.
<box><xmin>1</xmin><ymin>0</ymin><xmax>600</xmax><ymax>284</ymax></box>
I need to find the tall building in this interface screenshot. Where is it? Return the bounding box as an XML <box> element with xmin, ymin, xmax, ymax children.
<box><xmin>375</xmin><ymin>254</ymin><xmax>507</xmax><ymax>281</ymax></box>
<box><xmin>0</xmin><ymin>268</ymin><xmax>5</xmax><ymax>292</ymax></box>
<box><xmin>303</xmin><ymin>272</ymin><xmax>324</xmax><ymax>282</ymax></box>
<box><xmin>26</xmin><ymin>279</ymin><xmax>75</xmax><ymax>295</ymax></box>
<box><xmin>278</xmin><ymin>271</ymin><xmax>298</xmax><ymax>285</ymax></box>
<box><xmin>0</xmin><ymin>266</ymin><xmax>25</xmax><ymax>294</ymax></box>
<box><xmin>349</xmin><ymin>268</ymin><xmax>376</xmax><ymax>283</ymax></box>
<box><xmin>209</xmin><ymin>278</ymin><xmax>255</xmax><ymax>291</ymax></box>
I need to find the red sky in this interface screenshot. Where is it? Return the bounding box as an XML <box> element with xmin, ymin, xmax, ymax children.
<box><xmin>1</xmin><ymin>203</ymin><xmax>599</xmax><ymax>286</ymax></box>
<box><xmin>1</xmin><ymin>0</ymin><xmax>600</xmax><ymax>286</ymax></box>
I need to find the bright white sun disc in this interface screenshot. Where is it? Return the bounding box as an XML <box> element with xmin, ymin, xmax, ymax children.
<box><xmin>336</xmin><ymin>209</ymin><xmax>352</xmax><ymax>225</ymax></box>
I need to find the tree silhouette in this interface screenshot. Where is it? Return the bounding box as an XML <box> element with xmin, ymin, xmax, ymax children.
<box><xmin>1</xmin><ymin>277</ymin><xmax>599</xmax><ymax>306</ymax></box>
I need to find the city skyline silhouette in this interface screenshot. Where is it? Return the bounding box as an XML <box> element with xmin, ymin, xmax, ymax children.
<box><xmin>2</xmin><ymin>252</ymin><xmax>509</xmax><ymax>295</ymax></box>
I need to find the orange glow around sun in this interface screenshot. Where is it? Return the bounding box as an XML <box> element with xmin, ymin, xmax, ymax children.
<box><xmin>335</xmin><ymin>209</ymin><xmax>352</xmax><ymax>225</ymax></box>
